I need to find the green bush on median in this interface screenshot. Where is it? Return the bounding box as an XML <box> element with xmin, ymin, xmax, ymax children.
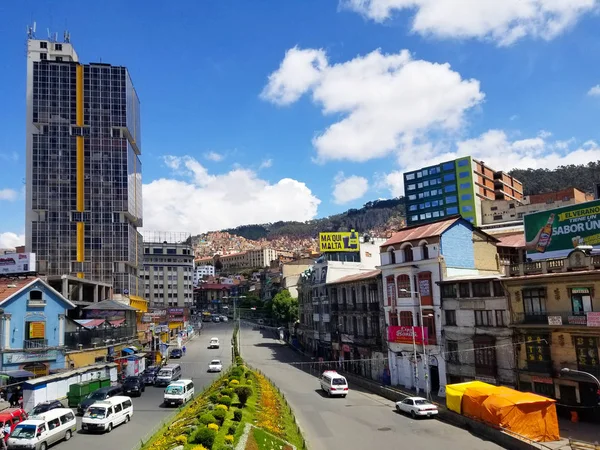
<box><xmin>193</xmin><ymin>426</ymin><xmax>217</xmax><ymax>448</ymax></box>
<box><xmin>199</xmin><ymin>413</ymin><xmax>217</xmax><ymax>425</ymax></box>
<box><xmin>235</xmin><ymin>386</ymin><xmax>253</xmax><ymax>407</ymax></box>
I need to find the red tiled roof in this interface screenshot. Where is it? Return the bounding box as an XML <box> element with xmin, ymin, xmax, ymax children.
<box><xmin>382</xmin><ymin>218</ymin><xmax>460</xmax><ymax>247</ymax></box>
<box><xmin>0</xmin><ymin>277</ymin><xmax>38</xmax><ymax>303</ymax></box>
<box><xmin>496</xmin><ymin>233</ymin><xmax>525</xmax><ymax>248</ymax></box>
<box><xmin>328</xmin><ymin>269</ymin><xmax>381</xmax><ymax>285</ymax></box>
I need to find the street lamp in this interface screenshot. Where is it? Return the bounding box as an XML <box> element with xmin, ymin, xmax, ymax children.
<box><xmin>399</xmin><ymin>288</ymin><xmax>433</xmax><ymax>400</ymax></box>
<box><xmin>560</xmin><ymin>367</ymin><xmax>600</xmax><ymax>389</ymax></box>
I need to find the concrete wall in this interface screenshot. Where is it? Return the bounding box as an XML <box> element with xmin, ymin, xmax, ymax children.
<box><xmin>441</xmin><ymin>222</ymin><xmax>475</xmax><ymax>269</ymax></box>
<box><xmin>473</xmin><ymin>232</ymin><xmax>500</xmax><ymax>273</ymax></box>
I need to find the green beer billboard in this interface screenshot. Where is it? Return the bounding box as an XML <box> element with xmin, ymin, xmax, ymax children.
<box><xmin>524</xmin><ymin>199</ymin><xmax>600</xmax><ymax>260</ymax></box>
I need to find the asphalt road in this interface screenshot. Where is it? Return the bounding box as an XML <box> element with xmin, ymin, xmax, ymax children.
<box><xmin>239</xmin><ymin>324</ymin><xmax>504</xmax><ymax>450</ymax></box>
<box><xmin>56</xmin><ymin>322</ymin><xmax>233</xmax><ymax>450</ymax></box>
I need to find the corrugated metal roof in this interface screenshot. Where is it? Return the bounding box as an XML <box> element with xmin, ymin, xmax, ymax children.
<box><xmin>496</xmin><ymin>233</ymin><xmax>525</xmax><ymax>248</ymax></box>
<box><xmin>74</xmin><ymin>318</ymin><xmax>108</xmax><ymax>329</ymax></box>
<box><xmin>83</xmin><ymin>299</ymin><xmax>138</xmax><ymax>311</ymax></box>
<box><xmin>382</xmin><ymin>218</ymin><xmax>460</xmax><ymax>247</ymax></box>
<box><xmin>327</xmin><ymin>269</ymin><xmax>381</xmax><ymax>285</ymax></box>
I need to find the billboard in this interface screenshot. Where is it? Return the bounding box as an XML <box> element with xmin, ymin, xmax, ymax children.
<box><xmin>319</xmin><ymin>230</ymin><xmax>360</xmax><ymax>253</ymax></box>
<box><xmin>0</xmin><ymin>253</ymin><xmax>36</xmax><ymax>275</ymax></box>
<box><xmin>524</xmin><ymin>200</ymin><xmax>600</xmax><ymax>260</ymax></box>
<box><xmin>387</xmin><ymin>326</ymin><xmax>429</xmax><ymax>345</ymax></box>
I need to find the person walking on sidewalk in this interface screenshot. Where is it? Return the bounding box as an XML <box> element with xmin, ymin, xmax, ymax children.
<box><xmin>182</xmin><ymin>345</ymin><xmax>186</xmax><ymax>356</ymax></box>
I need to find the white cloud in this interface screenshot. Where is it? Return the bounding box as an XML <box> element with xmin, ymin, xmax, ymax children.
<box><xmin>144</xmin><ymin>156</ymin><xmax>320</xmax><ymax>233</ymax></box>
<box><xmin>341</xmin><ymin>0</ymin><xmax>597</xmax><ymax>46</ymax></box>
<box><xmin>259</xmin><ymin>159</ymin><xmax>273</xmax><ymax>169</ymax></box>
<box><xmin>587</xmin><ymin>84</ymin><xmax>600</xmax><ymax>96</ymax></box>
<box><xmin>262</xmin><ymin>48</ymin><xmax>483</xmax><ymax>163</ymax></box>
<box><xmin>0</xmin><ymin>232</ymin><xmax>25</xmax><ymax>249</ymax></box>
<box><xmin>0</xmin><ymin>189</ymin><xmax>18</xmax><ymax>201</ymax></box>
<box><xmin>332</xmin><ymin>173</ymin><xmax>369</xmax><ymax>204</ymax></box>
<box><xmin>204</xmin><ymin>151</ymin><xmax>225</xmax><ymax>162</ymax></box>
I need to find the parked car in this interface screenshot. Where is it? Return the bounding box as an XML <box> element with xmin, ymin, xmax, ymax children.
<box><xmin>208</xmin><ymin>359</ymin><xmax>223</xmax><ymax>372</ymax></box>
<box><xmin>123</xmin><ymin>376</ymin><xmax>145</xmax><ymax>397</ymax></box>
<box><xmin>78</xmin><ymin>385</ymin><xmax>123</xmax><ymax>415</ymax></box>
<box><xmin>142</xmin><ymin>366</ymin><xmax>161</xmax><ymax>385</ymax></box>
<box><xmin>29</xmin><ymin>400</ymin><xmax>63</xmax><ymax>417</ymax></box>
<box><xmin>395</xmin><ymin>397</ymin><xmax>439</xmax><ymax>418</ymax></box>
<box><xmin>220</xmin><ymin>316</ymin><xmax>228</xmax><ymax>322</ymax></box>
<box><xmin>212</xmin><ymin>316</ymin><xmax>220</xmax><ymax>323</ymax></box>
<box><xmin>170</xmin><ymin>348</ymin><xmax>183</xmax><ymax>359</ymax></box>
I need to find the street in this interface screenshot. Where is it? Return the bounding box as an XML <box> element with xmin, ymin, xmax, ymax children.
<box><xmin>58</xmin><ymin>322</ymin><xmax>233</xmax><ymax>450</ymax></box>
<box><xmin>239</xmin><ymin>324</ymin><xmax>504</xmax><ymax>450</ymax></box>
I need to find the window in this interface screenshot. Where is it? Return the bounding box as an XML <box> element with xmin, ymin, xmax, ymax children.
<box><xmin>423</xmin><ymin>191</ymin><xmax>430</xmax><ymax>197</ymax></box>
<box><xmin>409</xmin><ymin>205</ymin><xmax>417</xmax><ymax>211</ymax></box>
<box><xmin>462</xmin><ymin>205</ymin><xmax>473</xmax><ymax>212</ymax></box>
<box><xmin>388</xmin><ymin>311</ymin><xmax>399</xmax><ymax>327</ymax></box>
<box><xmin>525</xmin><ymin>334</ymin><xmax>551</xmax><ymax>366</ymax></box>
<box><xmin>55</xmin><ymin>56</ymin><xmax>63</xmax><ymax>61</ymax></box>
<box><xmin>408</xmin><ymin>194</ymin><xmax>416</xmax><ymax>200</ymax></box>
<box><xmin>445</xmin><ymin>309</ymin><xmax>456</xmax><ymax>326</ymax></box>
<box><xmin>446</xmin><ymin>195</ymin><xmax>457</xmax><ymax>204</ymax></box>
<box><xmin>407</xmin><ymin>184</ymin><xmax>416</xmax><ymax>191</ymax></box>
<box><xmin>472</xmin><ymin>282</ymin><xmax>491</xmax><ymax>297</ymax></box>
<box><xmin>399</xmin><ymin>311</ymin><xmax>413</xmax><ymax>327</ymax></box>
<box><xmin>447</xmin><ymin>206</ymin><xmax>458</xmax><ymax>215</ymax></box>
<box><xmin>403</xmin><ymin>246</ymin><xmax>413</xmax><ymax>262</ymax></box>
<box><xmin>474</xmin><ymin>335</ymin><xmax>497</xmax><ymax>376</ymax></box>
<box><xmin>153</xmin><ymin>248</ymin><xmax>163</xmax><ymax>254</ymax></box>
<box><xmin>446</xmin><ymin>341</ymin><xmax>459</xmax><ymax>363</ymax></box>
<box><xmin>444</xmin><ymin>184</ymin><xmax>456</xmax><ymax>193</ymax></box>
<box><xmin>443</xmin><ymin>173</ymin><xmax>456</xmax><ymax>182</ymax></box>
<box><xmin>417</xmin><ymin>182</ymin><xmax>423</xmax><ymax>189</ymax></box>
<box><xmin>418</xmin><ymin>193</ymin><xmax>424</xmax><ymax>199</ymax></box>
<box><xmin>495</xmin><ymin>310</ymin><xmax>505</xmax><ymax>327</ymax></box>
<box><xmin>442</xmin><ymin>162</ymin><xmax>454</xmax><ymax>171</ymax></box>
<box><xmin>474</xmin><ymin>310</ymin><xmax>494</xmax><ymax>326</ymax></box>
<box><xmin>40</xmin><ymin>41</ymin><xmax>47</xmax><ymax>49</ymax></box>
<box><xmin>429</xmin><ymin>167</ymin><xmax>440</xmax><ymax>175</ymax></box>
<box><xmin>432</xmin><ymin>211</ymin><xmax>440</xmax><ymax>217</ymax></box>
<box><xmin>441</xmin><ymin>283</ymin><xmax>457</xmax><ymax>299</ymax></box>
<box><xmin>522</xmin><ymin>288</ymin><xmax>546</xmax><ymax>316</ymax></box>
<box><xmin>423</xmin><ymin>180</ymin><xmax>429</xmax><ymax>187</ymax></box>
<box><xmin>432</xmin><ymin>200</ymin><xmax>438</xmax><ymax>207</ymax></box>
<box><xmin>397</xmin><ymin>275</ymin><xmax>410</xmax><ymax>297</ymax></box>
<box><xmin>411</xmin><ymin>215</ymin><xmax>418</xmax><ymax>221</ymax></box>
<box><xmin>54</xmin><ymin>43</ymin><xmax>62</xmax><ymax>50</ymax></box>
<box><xmin>40</xmin><ymin>52</ymin><xmax>47</xmax><ymax>60</ymax></box>
<box><xmin>423</xmin><ymin>310</ymin><xmax>436</xmax><ymax>343</ymax></box>
<box><xmin>417</xmin><ymin>172</ymin><xmax>422</xmax><ymax>178</ymax></box>
<box><xmin>419</xmin><ymin>214</ymin><xmax>425</xmax><ymax>220</ymax></box>
<box><xmin>114</xmin><ymin>403</ymin><xmax>122</xmax><ymax>413</ymax></box>
<box><xmin>406</xmin><ymin>173</ymin><xmax>415</xmax><ymax>181</ymax></box>
<box><xmin>493</xmin><ymin>281</ymin><xmax>504</xmax><ymax>296</ymax></box>
<box><xmin>425</xmin><ymin>212</ymin><xmax>432</xmax><ymax>219</ymax></box>
<box><xmin>570</xmin><ymin>288</ymin><xmax>592</xmax><ymax>314</ymax></box>
<box><xmin>457</xmin><ymin>159</ymin><xmax>469</xmax><ymax>167</ymax></box>
<box><xmin>424</xmin><ymin>202</ymin><xmax>431</xmax><ymax>208</ymax></box>
<box><xmin>422</xmin><ymin>244</ymin><xmax>429</xmax><ymax>259</ymax></box>
<box><xmin>461</xmin><ymin>193</ymin><xmax>472</xmax><ymax>201</ymax></box>
<box><xmin>459</xmin><ymin>171</ymin><xmax>469</xmax><ymax>178</ymax></box>
<box><xmin>29</xmin><ymin>290</ymin><xmax>43</xmax><ymax>301</ymax></box>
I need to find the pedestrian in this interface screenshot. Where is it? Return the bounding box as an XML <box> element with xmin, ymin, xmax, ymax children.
<box><xmin>9</xmin><ymin>391</ymin><xmax>18</xmax><ymax>408</ymax></box>
<box><xmin>182</xmin><ymin>345</ymin><xmax>186</xmax><ymax>356</ymax></box>
<box><xmin>2</xmin><ymin>422</ymin><xmax>9</xmax><ymax>438</ymax></box>
<box><xmin>0</xmin><ymin>425</ymin><xmax>6</xmax><ymax>450</ymax></box>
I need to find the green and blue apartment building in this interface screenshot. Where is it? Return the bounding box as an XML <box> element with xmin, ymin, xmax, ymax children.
<box><xmin>404</xmin><ymin>156</ymin><xmax>523</xmax><ymax>227</ymax></box>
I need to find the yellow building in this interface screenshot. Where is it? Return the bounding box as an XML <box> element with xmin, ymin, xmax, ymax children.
<box><xmin>505</xmin><ymin>248</ymin><xmax>600</xmax><ymax>409</ymax></box>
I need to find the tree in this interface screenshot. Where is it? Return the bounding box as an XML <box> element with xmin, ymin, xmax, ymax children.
<box><xmin>270</xmin><ymin>289</ymin><xmax>298</xmax><ymax>324</ymax></box>
<box><xmin>214</xmin><ymin>256</ymin><xmax>223</xmax><ymax>272</ymax></box>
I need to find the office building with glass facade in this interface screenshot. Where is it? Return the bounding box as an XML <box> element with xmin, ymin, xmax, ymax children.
<box><xmin>404</xmin><ymin>157</ymin><xmax>523</xmax><ymax>227</ymax></box>
<box><xmin>25</xmin><ymin>38</ymin><xmax>143</xmax><ymax>298</ymax></box>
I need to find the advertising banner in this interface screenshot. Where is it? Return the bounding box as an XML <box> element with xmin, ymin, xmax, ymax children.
<box><xmin>28</xmin><ymin>321</ymin><xmax>45</xmax><ymax>339</ymax></box>
<box><xmin>318</xmin><ymin>230</ymin><xmax>360</xmax><ymax>253</ymax></box>
<box><xmin>524</xmin><ymin>200</ymin><xmax>600</xmax><ymax>260</ymax></box>
<box><xmin>387</xmin><ymin>326</ymin><xmax>429</xmax><ymax>345</ymax></box>
<box><xmin>0</xmin><ymin>253</ymin><xmax>36</xmax><ymax>275</ymax></box>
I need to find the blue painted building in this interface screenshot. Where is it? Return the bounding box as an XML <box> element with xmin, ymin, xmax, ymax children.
<box><xmin>0</xmin><ymin>277</ymin><xmax>75</xmax><ymax>377</ymax></box>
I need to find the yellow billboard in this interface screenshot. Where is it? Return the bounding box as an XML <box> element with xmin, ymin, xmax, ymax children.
<box><xmin>319</xmin><ymin>230</ymin><xmax>360</xmax><ymax>253</ymax></box>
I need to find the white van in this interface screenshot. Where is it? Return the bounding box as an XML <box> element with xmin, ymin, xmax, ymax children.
<box><xmin>7</xmin><ymin>408</ymin><xmax>76</xmax><ymax>450</ymax></box>
<box><xmin>81</xmin><ymin>396</ymin><xmax>133</xmax><ymax>433</ymax></box>
<box><xmin>155</xmin><ymin>363</ymin><xmax>182</xmax><ymax>386</ymax></box>
<box><xmin>164</xmin><ymin>379</ymin><xmax>195</xmax><ymax>407</ymax></box>
<box><xmin>208</xmin><ymin>337</ymin><xmax>219</xmax><ymax>349</ymax></box>
<box><xmin>320</xmin><ymin>370</ymin><xmax>349</xmax><ymax>397</ymax></box>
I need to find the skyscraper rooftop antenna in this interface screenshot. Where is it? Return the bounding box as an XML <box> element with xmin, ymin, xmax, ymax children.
<box><xmin>64</xmin><ymin>30</ymin><xmax>70</xmax><ymax>43</ymax></box>
<box><xmin>26</xmin><ymin>21</ymin><xmax>36</xmax><ymax>39</ymax></box>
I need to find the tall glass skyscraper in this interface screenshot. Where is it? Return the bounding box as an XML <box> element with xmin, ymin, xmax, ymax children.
<box><xmin>25</xmin><ymin>37</ymin><xmax>143</xmax><ymax>297</ymax></box>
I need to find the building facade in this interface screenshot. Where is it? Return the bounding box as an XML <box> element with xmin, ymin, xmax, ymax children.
<box><xmin>25</xmin><ymin>36</ymin><xmax>143</xmax><ymax>297</ymax></box>
<box><xmin>193</xmin><ymin>264</ymin><xmax>215</xmax><ymax>285</ymax></box>
<box><xmin>326</xmin><ymin>270</ymin><xmax>387</xmax><ymax>382</ymax></box>
<box><xmin>193</xmin><ymin>283</ymin><xmax>231</xmax><ymax>313</ymax></box>
<box><xmin>505</xmin><ymin>249</ymin><xmax>600</xmax><ymax>413</ymax></box>
<box><xmin>440</xmin><ymin>276</ymin><xmax>515</xmax><ymax>387</ymax></box>
<box><xmin>379</xmin><ymin>217</ymin><xmax>501</xmax><ymax>397</ymax></box>
<box><xmin>404</xmin><ymin>156</ymin><xmax>523</xmax><ymax>227</ymax></box>
<box><xmin>0</xmin><ymin>277</ymin><xmax>74</xmax><ymax>376</ymax></box>
<box><xmin>141</xmin><ymin>233</ymin><xmax>194</xmax><ymax>309</ymax></box>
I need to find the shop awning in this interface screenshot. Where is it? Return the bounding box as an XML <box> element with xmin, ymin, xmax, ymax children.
<box><xmin>121</xmin><ymin>347</ymin><xmax>135</xmax><ymax>355</ymax></box>
<box><xmin>127</xmin><ymin>345</ymin><xmax>140</xmax><ymax>351</ymax></box>
<box><xmin>109</xmin><ymin>319</ymin><xmax>126</xmax><ymax>327</ymax></box>
<box><xmin>0</xmin><ymin>370</ymin><xmax>35</xmax><ymax>379</ymax></box>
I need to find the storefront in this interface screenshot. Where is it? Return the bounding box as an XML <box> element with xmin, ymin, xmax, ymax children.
<box><xmin>168</xmin><ymin>308</ymin><xmax>187</xmax><ymax>337</ymax></box>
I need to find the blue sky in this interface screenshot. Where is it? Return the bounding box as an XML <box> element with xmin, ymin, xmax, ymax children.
<box><xmin>2</xmin><ymin>0</ymin><xmax>600</xmax><ymax>246</ymax></box>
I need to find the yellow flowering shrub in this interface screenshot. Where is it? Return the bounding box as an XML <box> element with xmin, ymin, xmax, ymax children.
<box><xmin>207</xmin><ymin>423</ymin><xmax>219</xmax><ymax>432</ymax></box>
<box><xmin>224</xmin><ymin>434</ymin><xmax>234</xmax><ymax>444</ymax></box>
<box><xmin>190</xmin><ymin>446</ymin><xmax>208</xmax><ymax>450</ymax></box>
<box><xmin>175</xmin><ymin>435</ymin><xmax>187</xmax><ymax>445</ymax></box>
<box><xmin>256</xmin><ymin>373</ymin><xmax>285</xmax><ymax>437</ymax></box>
<box><xmin>229</xmin><ymin>379</ymin><xmax>240</xmax><ymax>385</ymax></box>
<box><xmin>216</xmin><ymin>404</ymin><xmax>228</xmax><ymax>411</ymax></box>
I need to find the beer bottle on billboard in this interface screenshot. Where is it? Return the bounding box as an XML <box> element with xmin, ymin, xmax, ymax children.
<box><xmin>535</xmin><ymin>213</ymin><xmax>555</xmax><ymax>253</ymax></box>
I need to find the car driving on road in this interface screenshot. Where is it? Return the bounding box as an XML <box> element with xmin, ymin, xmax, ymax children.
<box><xmin>123</xmin><ymin>376</ymin><xmax>145</xmax><ymax>397</ymax></box>
<box><xmin>170</xmin><ymin>348</ymin><xmax>183</xmax><ymax>359</ymax></box>
<box><xmin>29</xmin><ymin>400</ymin><xmax>62</xmax><ymax>416</ymax></box>
<box><xmin>395</xmin><ymin>397</ymin><xmax>439</xmax><ymax>418</ymax></box>
<box><xmin>142</xmin><ymin>366</ymin><xmax>160</xmax><ymax>385</ymax></box>
<box><xmin>208</xmin><ymin>359</ymin><xmax>223</xmax><ymax>372</ymax></box>
<box><xmin>208</xmin><ymin>337</ymin><xmax>220</xmax><ymax>349</ymax></box>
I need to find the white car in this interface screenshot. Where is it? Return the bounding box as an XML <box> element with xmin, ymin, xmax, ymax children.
<box><xmin>395</xmin><ymin>397</ymin><xmax>439</xmax><ymax>419</ymax></box>
<box><xmin>208</xmin><ymin>359</ymin><xmax>223</xmax><ymax>372</ymax></box>
<box><xmin>208</xmin><ymin>337</ymin><xmax>220</xmax><ymax>349</ymax></box>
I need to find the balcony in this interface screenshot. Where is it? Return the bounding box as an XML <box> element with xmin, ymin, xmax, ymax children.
<box><xmin>475</xmin><ymin>365</ymin><xmax>498</xmax><ymax>378</ymax></box>
<box><xmin>64</xmin><ymin>326</ymin><xmax>137</xmax><ymax>350</ymax></box>
<box><xmin>322</xmin><ymin>314</ymin><xmax>330</xmax><ymax>323</ymax></box>
<box><xmin>23</xmin><ymin>339</ymin><xmax>49</xmax><ymax>350</ymax></box>
<box><xmin>312</xmin><ymin>313</ymin><xmax>320</xmax><ymax>322</ymax></box>
<box><xmin>512</xmin><ymin>311</ymin><xmax>591</xmax><ymax>327</ymax></box>
<box><xmin>509</xmin><ymin>254</ymin><xmax>600</xmax><ymax>276</ymax></box>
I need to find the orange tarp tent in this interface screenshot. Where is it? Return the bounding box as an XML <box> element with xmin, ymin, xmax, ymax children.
<box><xmin>480</xmin><ymin>387</ymin><xmax>560</xmax><ymax>442</ymax></box>
<box><xmin>461</xmin><ymin>383</ymin><xmax>500</xmax><ymax>420</ymax></box>
<box><xmin>445</xmin><ymin>381</ymin><xmax>493</xmax><ymax>414</ymax></box>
